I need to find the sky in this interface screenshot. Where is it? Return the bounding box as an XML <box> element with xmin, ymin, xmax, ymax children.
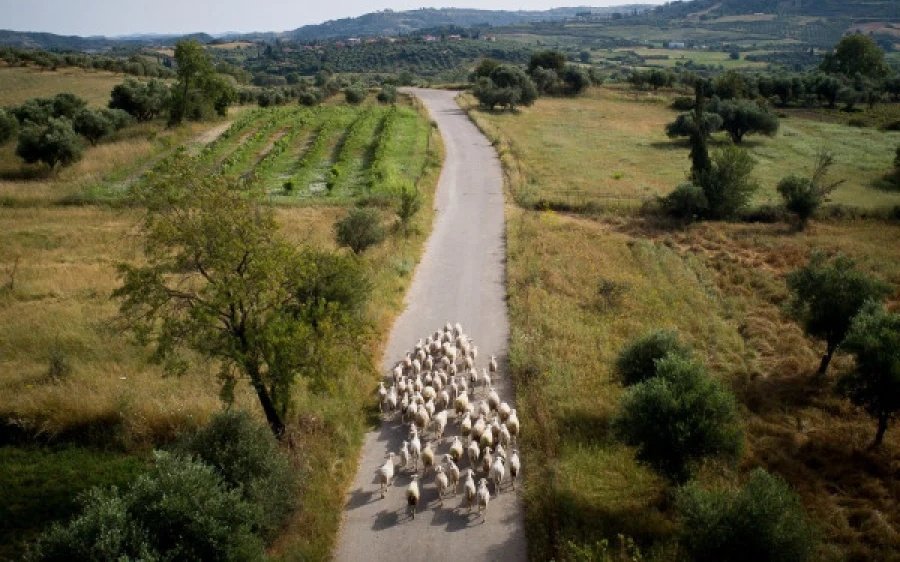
<box><xmin>0</xmin><ymin>0</ymin><xmax>665</xmax><ymax>36</ymax></box>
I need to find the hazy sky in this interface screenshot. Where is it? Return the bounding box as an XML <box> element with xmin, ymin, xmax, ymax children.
<box><xmin>1</xmin><ymin>1</ymin><xmax>665</xmax><ymax>36</ymax></box>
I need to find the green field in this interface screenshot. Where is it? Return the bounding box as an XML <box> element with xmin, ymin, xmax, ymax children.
<box><xmin>594</xmin><ymin>47</ymin><xmax>770</xmax><ymax>70</ymax></box>
<box><xmin>473</xmin><ymin>86</ymin><xmax>900</xmax><ymax>561</ymax></box>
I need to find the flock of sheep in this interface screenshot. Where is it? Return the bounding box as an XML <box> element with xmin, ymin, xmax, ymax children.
<box><xmin>376</xmin><ymin>322</ymin><xmax>520</xmax><ymax>522</ymax></box>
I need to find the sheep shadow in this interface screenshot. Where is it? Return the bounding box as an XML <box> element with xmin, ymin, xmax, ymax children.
<box><xmin>346</xmin><ymin>486</ymin><xmax>379</xmax><ymax>510</ymax></box>
<box><xmin>372</xmin><ymin>507</ymin><xmax>403</xmax><ymax>530</ymax></box>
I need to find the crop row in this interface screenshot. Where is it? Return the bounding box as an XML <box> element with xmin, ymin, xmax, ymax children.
<box><xmin>325</xmin><ymin>107</ymin><xmax>387</xmax><ymax>195</ymax></box>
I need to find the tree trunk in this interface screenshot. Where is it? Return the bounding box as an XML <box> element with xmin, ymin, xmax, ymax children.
<box><xmin>871</xmin><ymin>415</ymin><xmax>888</xmax><ymax>449</ymax></box>
<box><xmin>246</xmin><ymin>363</ymin><xmax>286</xmax><ymax>438</ymax></box>
<box><xmin>817</xmin><ymin>342</ymin><xmax>836</xmax><ymax>375</ymax></box>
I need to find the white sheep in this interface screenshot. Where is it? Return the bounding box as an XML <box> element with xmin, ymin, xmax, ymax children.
<box><xmin>409</xmin><ymin>430</ymin><xmax>421</xmax><ymax>470</ymax></box>
<box><xmin>415</xmin><ymin>405</ymin><xmax>430</xmax><ymax>431</ymax></box>
<box><xmin>376</xmin><ymin>452</ymin><xmax>395</xmax><ymax>498</ymax></box>
<box><xmin>449</xmin><ymin>436</ymin><xmax>464</xmax><ymax>464</ymax></box>
<box><xmin>407</xmin><ymin>475</ymin><xmax>420</xmax><ymax>519</ymax></box>
<box><xmin>498</xmin><ymin>401</ymin><xmax>511</xmax><ymax>422</ymax></box>
<box><xmin>443</xmin><ymin>455</ymin><xmax>460</xmax><ymax>494</ymax></box>
<box><xmin>467</xmin><ymin>440</ymin><xmax>480</xmax><ymax>469</ymax></box>
<box><xmin>499</xmin><ymin>423</ymin><xmax>511</xmax><ymax>449</ymax></box>
<box><xmin>437</xmin><ymin>389</ymin><xmax>450</xmax><ymax>411</ymax></box>
<box><xmin>399</xmin><ymin>441</ymin><xmax>410</xmax><ymax>471</ymax></box>
<box><xmin>454</xmin><ymin>392</ymin><xmax>469</xmax><ymax>417</ymax></box>
<box><xmin>507</xmin><ymin>408</ymin><xmax>520</xmax><ymax>442</ymax></box>
<box><xmin>434</xmin><ymin>465</ymin><xmax>449</xmax><ymax>506</ymax></box>
<box><xmin>479</xmin><ymin>425</ymin><xmax>493</xmax><ymax>450</ymax></box>
<box><xmin>377</xmin><ymin>382</ymin><xmax>387</xmax><ymax>411</ymax></box>
<box><xmin>477</xmin><ymin>478</ymin><xmax>490</xmax><ymax>521</ymax></box>
<box><xmin>490</xmin><ymin>455</ymin><xmax>505</xmax><ymax>495</ymax></box>
<box><xmin>509</xmin><ymin>449</ymin><xmax>520</xmax><ymax>489</ymax></box>
<box><xmin>487</xmin><ymin>386</ymin><xmax>500</xmax><ymax>412</ymax></box>
<box><xmin>481</xmin><ymin>446</ymin><xmax>493</xmax><ymax>476</ymax></box>
<box><xmin>481</xmin><ymin>368</ymin><xmax>492</xmax><ymax>391</ymax></box>
<box><xmin>488</xmin><ymin>355</ymin><xmax>498</xmax><ymax>374</ymax></box>
<box><xmin>392</xmin><ymin>364</ymin><xmax>403</xmax><ymax>383</ymax></box>
<box><xmin>460</xmin><ymin>413</ymin><xmax>473</xmax><ymax>440</ymax></box>
<box><xmin>471</xmin><ymin>414</ymin><xmax>486</xmax><ymax>443</ymax></box>
<box><xmin>494</xmin><ymin>443</ymin><xmax>506</xmax><ymax>461</ymax></box>
<box><xmin>431</xmin><ymin>410</ymin><xmax>448</xmax><ymax>441</ymax></box>
<box><xmin>463</xmin><ymin>469</ymin><xmax>477</xmax><ymax>512</ymax></box>
<box><xmin>421</xmin><ymin>440</ymin><xmax>435</xmax><ymax>474</ymax></box>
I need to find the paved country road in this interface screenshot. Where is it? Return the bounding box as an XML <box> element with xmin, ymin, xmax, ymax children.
<box><xmin>333</xmin><ymin>89</ymin><xmax>526</xmax><ymax>561</ymax></box>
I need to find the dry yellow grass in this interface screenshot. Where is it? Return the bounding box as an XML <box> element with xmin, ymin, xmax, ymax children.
<box><xmin>485</xmin><ymin>88</ymin><xmax>900</xmax><ymax>561</ymax></box>
<box><xmin>0</xmin><ymin>66</ymin><xmax>132</xmax><ymax>108</ymax></box>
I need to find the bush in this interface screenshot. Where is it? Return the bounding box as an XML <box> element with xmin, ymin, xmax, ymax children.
<box><xmin>335</xmin><ymin>207</ymin><xmax>386</xmax><ymax>254</ymax></box>
<box><xmin>777</xmin><ymin>152</ymin><xmax>842</xmax><ymax>230</ymax></box>
<box><xmin>671</xmin><ymin>96</ymin><xmax>696</xmax><ymax>111</ymax></box>
<box><xmin>177</xmin><ymin>410</ymin><xmax>296</xmax><ymax>538</ymax></box>
<box><xmin>72</xmin><ymin>108</ymin><xmax>114</xmax><ymax>145</ymax></box>
<box><xmin>661</xmin><ymin>182</ymin><xmax>708</xmax><ymax>221</ymax></box>
<box><xmin>613</xmin><ymin>355</ymin><xmax>743</xmax><ymax>482</ymax></box>
<box><xmin>695</xmin><ymin>145</ymin><xmax>758</xmax><ymax>219</ymax></box>
<box><xmin>615</xmin><ymin>330</ymin><xmax>691</xmax><ymax>386</ymax></box>
<box><xmin>298</xmin><ymin>89</ymin><xmax>321</xmax><ymax>106</ymax></box>
<box><xmin>595</xmin><ymin>277</ymin><xmax>628</xmax><ymax>312</ymax></box>
<box><xmin>377</xmin><ymin>85</ymin><xmax>397</xmax><ymax>104</ymax></box>
<box><xmin>0</xmin><ymin>108</ymin><xmax>18</xmax><ymax>144</ymax></box>
<box><xmin>396</xmin><ymin>181</ymin><xmax>422</xmax><ymax>233</ymax></box>
<box><xmin>676</xmin><ymin>469</ymin><xmax>818</xmax><ymax>562</ymax></box>
<box><xmin>344</xmin><ymin>85</ymin><xmax>367</xmax><ymax>105</ymax></box>
<box><xmin>109</xmin><ymin>78</ymin><xmax>169</xmax><ymax>121</ymax></box>
<box><xmin>16</xmin><ymin>117</ymin><xmax>83</xmax><ymax>168</ymax></box>
<box><xmin>29</xmin><ymin>452</ymin><xmax>264</xmax><ymax>562</ymax></box>
<box><xmin>666</xmin><ymin>113</ymin><xmax>723</xmax><ymax>139</ymax></box>
<box><xmin>473</xmin><ymin>65</ymin><xmax>538</xmax><ymax>110</ymax></box>
<box><xmin>561</xmin><ymin>65</ymin><xmax>591</xmax><ymax>95</ymax></box>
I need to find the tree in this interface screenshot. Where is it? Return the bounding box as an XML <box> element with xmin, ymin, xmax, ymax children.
<box><xmin>473</xmin><ymin>65</ymin><xmax>538</xmax><ymax>110</ymax></box>
<box><xmin>0</xmin><ymin>108</ymin><xmax>17</xmax><ymax>144</ymax></box>
<box><xmin>16</xmin><ymin>117</ymin><xmax>83</xmax><ymax>168</ymax></box>
<box><xmin>72</xmin><ymin>108</ymin><xmax>114</xmax><ymax>145</ymax></box>
<box><xmin>396</xmin><ymin>181</ymin><xmax>422</xmax><ymax>234</ymax></box>
<box><xmin>666</xmin><ymin>112</ymin><xmax>723</xmax><ymax>139</ymax></box>
<box><xmin>688</xmin><ymin>81</ymin><xmax>712</xmax><ymax>181</ymax></box>
<box><xmin>615</xmin><ymin>330</ymin><xmax>691</xmax><ymax>386</ymax></box>
<box><xmin>334</xmin><ymin>207</ymin><xmax>386</xmax><ymax>254</ymax></box>
<box><xmin>713</xmin><ymin>99</ymin><xmax>779</xmax><ymax>144</ymax></box>
<box><xmin>579</xmin><ymin>50</ymin><xmax>591</xmax><ymax>63</ymax></box>
<box><xmin>109</xmin><ymin>78</ymin><xmax>169</xmax><ymax>121</ymax></box>
<box><xmin>777</xmin><ymin>151</ymin><xmax>844</xmax><ymax>230</ymax></box>
<box><xmin>613</xmin><ymin>355</ymin><xmax>743</xmax><ymax>482</ymax></box>
<box><xmin>169</xmin><ymin>40</ymin><xmax>233</xmax><ymax>125</ymax></box>
<box><xmin>787</xmin><ymin>253</ymin><xmax>890</xmax><ymax>375</ymax></box>
<box><xmin>695</xmin><ymin>145</ymin><xmax>759</xmax><ymax>219</ymax></box>
<box><xmin>561</xmin><ymin>65</ymin><xmax>591</xmax><ymax>95</ymax></box>
<box><xmin>344</xmin><ymin>84</ymin><xmax>367</xmax><ymax>104</ymax></box>
<box><xmin>115</xmin><ymin>155</ymin><xmax>368</xmax><ymax>437</ymax></box>
<box><xmin>472</xmin><ymin>58</ymin><xmax>500</xmax><ymax>79</ymax></box>
<box><xmin>676</xmin><ymin>469</ymin><xmax>818</xmax><ymax>562</ymax></box>
<box><xmin>837</xmin><ymin>302</ymin><xmax>900</xmax><ymax>448</ymax></box>
<box><xmin>528</xmin><ymin>50</ymin><xmax>566</xmax><ymax>74</ymax></box>
<box><xmin>377</xmin><ymin>85</ymin><xmax>397</xmax><ymax>104</ymax></box>
<box><xmin>821</xmin><ymin>34</ymin><xmax>888</xmax><ymax>80</ymax></box>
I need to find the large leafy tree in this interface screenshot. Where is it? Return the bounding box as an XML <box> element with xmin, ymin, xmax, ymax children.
<box><xmin>16</xmin><ymin>117</ymin><xmax>83</xmax><ymax>168</ymax></box>
<box><xmin>109</xmin><ymin>78</ymin><xmax>170</xmax><ymax>121</ymax></box>
<box><xmin>712</xmin><ymin>99</ymin><xmax>779</xmax><ymax>144</ymax></box>
<box><xmin>787</xmin><ymin>253</ymin><xmax>889</xmax><ymax>375</ymax></box>
<box><xmin>821</xmin><ymin>34</ymin><xmax>888</xmax><ymax>80</ymax></box>
<box><xmin>115</xmin><ymin>154</ymin><xmax>369</xmax><ymax>437</ymax></box>
<box><xmin>169</xmin><ymin>40</ymin><xmax>234</xmax><ymax>125</ymax></box>
<box><xmin>837</xmin><ymin>302</ymin><xmax>900</xmax><ymax>448</ymax></box>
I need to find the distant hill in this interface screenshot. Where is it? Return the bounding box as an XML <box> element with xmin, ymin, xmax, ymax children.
<box><xmin>278</xmin><ymin>7</ymin><xmax>655</xmax><ymax>41</ymax></box>
<box><xmin>0</xmin><ymin>30</ymin><xmax>214</xmax><ymax>51</ymax></box>
<box><xmin>648</xmin><ymin>0</ymin><xmax>899</xmax><ymax>20</ymax></box>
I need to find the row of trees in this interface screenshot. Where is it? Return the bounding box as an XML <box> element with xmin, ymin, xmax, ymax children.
<box><xmin>471</xmin><ymin>50</ymin><xmax>595</xmax><ymax>110</ymax></box>
<box><xmin>0</xmin><ymin>46</ymin><xmax>175</xmax><ymax>78</ymax></box>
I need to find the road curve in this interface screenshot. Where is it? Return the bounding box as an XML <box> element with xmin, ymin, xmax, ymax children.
<box><xmin>333</xmin><ymin>89</ymin><xmax>525</xmax><ymax>561</ymax></box>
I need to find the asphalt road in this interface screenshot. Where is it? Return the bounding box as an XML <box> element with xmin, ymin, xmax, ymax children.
<box><xmin>333</xmin><ymin>89</ymin><xmax>526</xmax><ymax>562</ymax></box>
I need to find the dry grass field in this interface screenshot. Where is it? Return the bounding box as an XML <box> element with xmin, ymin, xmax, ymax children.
<box><xmin>0</xmin><ymin>66</ymin><xmax>133</xmax><ymax>108</ymax></box>
<box><xmin>0</xmin><ymin>91</ymin><xmax>441</xmax><ymax>560</ymax></box>
<box><xmin>465</xmin><ymin>87</ymin><xmax>900</xmax><ymax>212</ymax></box>
<box><xmin>472</xmin><ymin>87</ymin><xmax>900</xmax><ymax>561</ymax></box>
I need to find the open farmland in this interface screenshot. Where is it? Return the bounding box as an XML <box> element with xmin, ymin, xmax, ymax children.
<box><xmin>468</xmin><ymin>86</ymin><xmax>900</xmax><ymax>561</ymax></box>
<box><xmin>0</xmin><ymin>66</ymin><xmax>133</xmax><ymax>108</ymax></box>
<box><xmin>0</xmin><ymin>91</ymin><xmax>442</xmax><ymax>559</ymax></box>
<box><xmin>466</xmin><ymin>86</ymin><xmax>900</xmax><ymax>212</ymax></box>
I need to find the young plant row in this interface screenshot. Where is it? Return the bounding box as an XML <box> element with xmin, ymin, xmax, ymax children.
<box><xmin>366</xmin><ymin>106</ymin><xmax>400</xmax><ymax>192</ymax></box>
<box><xmin>219</xmin><ymin>107</ymin><xmax>300</xmax><ymax>176</ymax></box>
<box><xmin>285</xmin><ymin>108</ymin><xmax>355</xmax><ymax>194</ymax></box>
<box><xmin>326</xmin><ymin>107</ymin><xmax>387</xmax><ymax>195</ymax></box>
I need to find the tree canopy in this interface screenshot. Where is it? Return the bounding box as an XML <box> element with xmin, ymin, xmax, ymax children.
<box><xmin>787</xmin><ymin>253</ymin><xmax>890</xmax><ymax>375</ymax></box>
<box><xmin>169</xmin><ymin>40</ymin><xmax>234</xmax><ymax>125</ymax></box>
<box><xmin>115</xmin><ymin>154</ymin><xmax>370</xmax><ymax>437</ymax></box>
<box><xmin>837</xmin><ymin>302</ymin><xmax>900</xmax><ymax>448</ymax></box>
<box><xmin>712</xmin><ymin>99</ymin><xmax>779</xmax><ymax>144</ymax></box>
<box><xmin>821</xmin><ymin>34</ymin><xmax>888</xmax><ymax>79</ymax></box>
<box><xmin>16</xmin><ymin>117</ymin><xmax>83</xmax><ymax>168</ymax></box>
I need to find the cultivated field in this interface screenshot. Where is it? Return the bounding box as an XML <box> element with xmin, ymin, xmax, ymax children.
<box><xmin>0</xmin><ymin>93</ymin><xmax>441</xmax><ymax>560</ymax></box>
<box><xmin>592</xmin><ymin>47</ymin><xmax>770</xmax><ymax>70</ymax></box>
<box><xmin>470</xmin><ymin>86</ymin><xmax>900</xmax><ymax>561</ymax></box>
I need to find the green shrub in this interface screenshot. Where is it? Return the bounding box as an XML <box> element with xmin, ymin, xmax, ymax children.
<box><xmin>335</xmin><ymin>207</ymin><xmax>386</xmax><ymax>254</ymax></box>
<box><xmin>665</xmin><ymin>113</ymin><xmax>722</xmax><ymax>139</ymax></box>
<box><xmin>16</xmin><ymin>117</ymin><xmax>83</xmax><ymax>168</ymax></box>
<box><xmin>671</xmin><ymin>96</ymin><xmax>695</xmax><ymax>111</ymax></box>
<box><xmin>30</xmin><ymin>452</ymin><xmax>264</xmax><ymax>562</ymax></box>
<box><xmin>72</xmin><ymin>108</ymin><xmax>114</xmax><ymax>145</ymax></box>
<box><xmin>661</xmin><ymin>182</ymin><xmax>708</xmax><ymax>221</ymax></box>
<box><xmin>615</xmin><ymin>329</ymin><xmax>691</xmax><ymax>386</ymax></box>
<box><xmin>613</xmin><ymin>355</ymin><xmax>743</xmax><ymax>482</ymax></box>
<box><xmin>377</xmin><ymin>85</ymin><xmax>397</xmax><ymax>104</ymax></box>
<box><xmin>696</xmin><ymin>145</ymin><xmax>759</xmax><ymax>219</ymax></box>
<box><xmin>177</xmin><ymin>410</ymin><xmax>296</xmax><ymax>539</ymax></box>
<box><xmin>396</xmin><ymin>181</ymin><xmax>422</xmax><ymax>233</ymax></box>
<box><xmin>0</xmin><ymin>108</ymin><xmax>18</xmax><ymax>144</ymax></box>
<box><xmin>298</xmin><ymin>90</ymin><xmax>321</xmax><ymax>106</ymax></box>
<box><xmin>676</xmin><ymin>469</ymin><xmax>818</xmax><ymax>562</ymax></box>
<box><xmin>344</xmin><ymin>85</ymin><xmax>367</xmax><ymax>105</ymax></box>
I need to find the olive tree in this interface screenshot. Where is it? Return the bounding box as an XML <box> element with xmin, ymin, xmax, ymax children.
<box><xmin>713</xmin><ymin>99</ymin><xmax>779</xmax><ymax>144</ymax></box>
<box><xmin>787</xmin><ymin>253</ymin><xmax>890</xmax><ymax>375</ymax></box>
<box><xmin>115</xmin><ymin>155</ymin><xmax>369</xmax><ymax>437</ymax></box>
<box><xmin>777</xmin><ymin>150</ymin><xmax>843</xmax><ymax>230</ymax></box>
<box><xmin>0</xmin><ymin>108</ymin><xmax>17</xmax><ymax>144</ymax></box>
<box><xmin>613</xmin><ymin>354</ymin><xmax>743</xmax><ymax>482</ymax></box>
<box><xmin>837</xmin><ymin>302</ymin><xmax>900</xmax><ymax>448</ymax></box>
<box><xmin>16</xmin><ymin>117</ymin><xmax>83</xmax><ymax>168</ymax></box>
<box><xmin>109</xmin><ymin>78</ymin><xmax>169</xmax><ymax>121</ymax></box>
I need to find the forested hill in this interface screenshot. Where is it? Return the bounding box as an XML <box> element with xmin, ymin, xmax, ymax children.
<box><xmin>648</xmin><ymin>0</ymin><xmax>899</xmax><ymax>20</ymax></box>
<box><xmin>283</xmin><ymin>6</ymin><xmax>653</xmax><ymax>41</ymax></box>
<box><xmin>0</xmin><ymin>30</ymin><xmax>214</xmax><ymax>51</ymax></box>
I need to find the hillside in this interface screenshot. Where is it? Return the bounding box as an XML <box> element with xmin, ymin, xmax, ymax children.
<box><xmin>282</xmin><ymin>6</ymin><xmax>653</xmax><ymax>41</ymax></box>
<box><xmin>649</xmin><ymin>0</ymin><xmax>900</xmax><ymax>20</ymax></box>
<box><xmin>0</xmin><ymin>30</ymin><xmax>214</xmax><ymax>51</ymax></box>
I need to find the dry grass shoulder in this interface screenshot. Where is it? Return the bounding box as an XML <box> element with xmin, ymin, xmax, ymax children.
<box><xmin>0</xmin><ymin>66</ymin><xmax>132</xmax><ymax>108</ymax></box>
